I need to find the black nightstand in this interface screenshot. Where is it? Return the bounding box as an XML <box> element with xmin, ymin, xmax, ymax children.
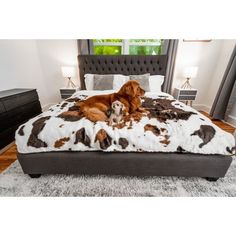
<box><xmin>60</xmin><ymin>88</ymin><xmax>78</xmax><ymax>99</ymax></box>
<box><xmin>173</xmin><ymin>88</ymin><xmax>197</xmax><ymax>106</ymax></box>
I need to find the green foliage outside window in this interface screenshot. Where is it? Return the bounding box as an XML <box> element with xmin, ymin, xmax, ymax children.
<box><xmin>129</xmin><ymin>39</ymin><xmax>162</xmax><ymax>43</ymax></box>
<box><xmin>93</xmin><ymin>39</ymin><xmax>122</xmax><ymax>55</ymax></box>
<box><xmin>93</xmin><ymin>39</ymin><xmax>122</xmax><ymax>43</ymax></box>
<box><xmin>94</xmin><ymin>46</ymin><xmax>122</xmax><ymax>55</ymax></box>
<box><xmin>129</xmin><ymin>45</ymin><xmax>162</xmax><ymax>55</ymax></box>
<box><xmin>93</xmin><ymin>39</ymin><xmax>164</xmax><ymax>55</ymax></box>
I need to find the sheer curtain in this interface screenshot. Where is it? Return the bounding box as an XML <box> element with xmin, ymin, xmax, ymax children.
<box><xmin>77</xmin><ymin>40</ymin><xmax>94</xmax><ymax>54</ymax></box>
<box><xmin>162</xmin><ymin>39</ymin><xmax>179</xmax><ymax>94</ymax></box>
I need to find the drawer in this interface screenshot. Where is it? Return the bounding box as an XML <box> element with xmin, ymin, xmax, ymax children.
<box><xmin>0</xmin><ymin>125</ymin><xmax>19</xmax><ymax>149</ymax></box>
<box><xmin>179</xmin><ymin>95</ymin><xmax>196</xmax><ymax>101</ymax></box>
<box><xmin>0</xmin><ymin>101</ymin><xmax>41</xmax><ymax>131</ymax></box>
<box><xmin>60</xmin><ymin>89</ymin><xmax>76</xmax><ymax>94</ymax></box>
<box><xmin>2</xmin><ymin>91</ymin><xmax>39</xmax><ymax>111</ymax></box>
<box><xmin>61</xmin><ymin>94</ymin><xmax>73</xmax><ymax>99</ymax></box>
<box><xmin>0</xmin><ymin>101</ymin><xmax>5</xmax><ymax>113</ymax></box>
<box><xmin>179</xmin><ymin>90</ymin><xmax>197</xmax><ymax>96</ymax></box>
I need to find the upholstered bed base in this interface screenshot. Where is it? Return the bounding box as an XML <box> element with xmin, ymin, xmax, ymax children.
<box><xmin>17</xmin><ymin>152</ymin><xmax>232</xmax><ymax>181</ymax></box>
<box><xmin>16</xmin><ymin>55</ymin><xmax>233</xmax><ymax>181</ymax></box>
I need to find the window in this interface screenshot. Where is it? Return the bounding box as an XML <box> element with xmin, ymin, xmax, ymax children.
<box><xmin>93</xmin><ymin>39</ymin><xmax>122</xmax><ymax>55</ymax></box>
<box><xmin>93</xmin><ymin>39</ymin><xmax>164</xmax><ymax>55</ymax></box>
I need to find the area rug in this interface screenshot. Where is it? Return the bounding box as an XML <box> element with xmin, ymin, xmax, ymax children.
<box><xmin>0</xmin><ymin>159</ymin><xmax>235</xmax><ymax>197</ymax></box>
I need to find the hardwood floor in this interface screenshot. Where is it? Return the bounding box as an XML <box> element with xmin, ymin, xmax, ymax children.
<box><xmin>200</xmin><ymin>111</ymin><xmax>235</xmax><ymax>134</ymax></box>
<box><xmin>0</xmin><ymin>111</ymin><xmax>235</xmax><ymax>173</ymax></box>
<box><xmin>0</xmin><ymin>145</ymin><xmax>17</xmax><ymax>173</ymax></box>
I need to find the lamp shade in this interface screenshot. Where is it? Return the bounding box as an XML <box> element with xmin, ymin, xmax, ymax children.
<box><xmin>183</xmin><ymin>66</ymin><xmax>198</xmax><ymax>78</ymax></box>
<box><xmin>61</xmin><ymin>66</ymin><xmax>75</xmax><ymax>78</ymax></box>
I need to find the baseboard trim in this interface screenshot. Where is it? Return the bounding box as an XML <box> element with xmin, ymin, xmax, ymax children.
<box><xmin>227</xmin><ymin>115</ymin><xmax>236</xmax><ymax>128</ymax></box>
<box><xmin>0</xmin><ymin>141</ymin><xmax>15</xmax><ymax>155</ymax></box>
<box><xmin>192</xmin><ymin>104</ymin><xmax>211</xmax><ymax>113</ymax></box>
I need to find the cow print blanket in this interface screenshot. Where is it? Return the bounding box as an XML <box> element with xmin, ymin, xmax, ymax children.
<box><xmin>15</xmin><ymin>90</ymin><xmax>235</xmax><ymax>155</ymax></box>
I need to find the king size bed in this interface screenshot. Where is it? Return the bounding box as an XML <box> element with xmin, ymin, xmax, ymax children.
<box><xmin>16</xmin><ymin>55</ymin><xmax>235</xmax><ymax>181</ymax></box>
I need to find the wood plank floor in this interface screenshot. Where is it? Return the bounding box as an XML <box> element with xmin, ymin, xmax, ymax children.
<box><xmin>200</xmin><ymin>111</ymin><xmax>235</xmax><ymax>134</ymax></box>
<box><xmin>0</xmin><ymin>111</ymin><xmax>235</xmax><ymax>173</ymax></box>
<box><xmin>0</xmin><ymin>145</ymin><xmax>17</xmax><ymax>173</ymax></box>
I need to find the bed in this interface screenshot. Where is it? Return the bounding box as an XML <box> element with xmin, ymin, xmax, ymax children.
<box><xmin>16</xmin><ymin>55</ymin><xmax>235</xmax><ymax>181</ymax></box>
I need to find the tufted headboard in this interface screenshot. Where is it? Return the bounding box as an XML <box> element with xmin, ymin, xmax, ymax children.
<box><xmin>78</xmin><ymin>55</ymin><xmax>168</xmax><ymax>90</ymax></box>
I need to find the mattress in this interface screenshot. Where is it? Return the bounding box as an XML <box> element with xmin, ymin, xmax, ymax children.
<box><xmin>15</xmin><ymin>90</ymin><xmax>235</xmax><ymax>155</ymax></box>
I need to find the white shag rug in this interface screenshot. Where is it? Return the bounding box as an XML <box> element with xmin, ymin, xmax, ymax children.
<box><xmin>0</xmin><ymin>160</ymin><xmax>235</xmax><ymax>197</ymax></box>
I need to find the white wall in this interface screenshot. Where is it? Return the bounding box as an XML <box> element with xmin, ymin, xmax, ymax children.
<box><xmin>0</xmin><ymin>39</ymin><xmax>235</xmax><ymax>125</ymax></box>
<box><xmin>205</xmin><ymin>40</ymin><xmax>236</xmax><ymax>108</ymax></box>
<box><xmin>0</xmin><ymin>40</ymin><xmax>78</xmax><ymax>108</ymax></box>
<box><xmin>231</xmin><ymin>103</ymin><xmax>236</xmax><ymax>117</ymax></box>
<box><xmin>173</xmin><ymin>40</ymin><xmax>223</xmax><ymax>105</ymax></box>
<box><xmin>173</xmin><ymin>39</ymin><xmax>236</xmax><ymax>126</ymax></box>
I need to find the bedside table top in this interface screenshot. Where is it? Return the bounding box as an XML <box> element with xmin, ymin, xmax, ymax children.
<box><xmin>0</xmin><ymin>88</ymin><xmax>37</xmax><ymax>99</ymax></box>
<box><xmin>175</xmin><ymin>87</ymin><xmax>197</xmax><ymax>91</ymax></box>
<box><xmin>60</xmin><ymin>87</ymin><xmax>79</xmax><ymax>90</ymax></box>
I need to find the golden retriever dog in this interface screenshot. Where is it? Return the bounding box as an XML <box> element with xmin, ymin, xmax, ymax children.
<box><xmin>76</xmin><ymin>80</ymin><xmax>145</xmax><ymax>122</ymax></box>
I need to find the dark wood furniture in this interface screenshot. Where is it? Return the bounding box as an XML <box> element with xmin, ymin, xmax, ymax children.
<box><xmin>0</xmin><ymin>89</ymin><xmax>41</xmax><ymax>150</ymax></box>
<box><xmin>60</xmin><ymin>88</ymin><xmax>77</xmax><ymax>99</ymax></box>
<box><xmin>17</xmin><ymin>56</ymin><xmax>233</xmax><ymax>181</ymax></box>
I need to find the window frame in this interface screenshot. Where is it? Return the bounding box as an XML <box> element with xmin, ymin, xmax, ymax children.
<box><xmin>93</xmin><ymin>39</ymin><xmax>163</xmax><ymax>55</ymax></box>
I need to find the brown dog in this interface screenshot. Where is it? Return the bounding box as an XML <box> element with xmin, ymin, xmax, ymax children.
<box><xmin>76</xmin><ymin>80</ymin><xmax>145</xmax><ymax>122</ymax></box>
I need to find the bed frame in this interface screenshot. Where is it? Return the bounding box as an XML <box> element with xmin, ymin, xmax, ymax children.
<box><xmin>17</xmin><ymin>55</ymin><xmax>233</xmax><ymax>181</ymax></box>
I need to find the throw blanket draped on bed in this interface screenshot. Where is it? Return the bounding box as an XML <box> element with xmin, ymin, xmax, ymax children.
<box><xmin>15</xmin><ymin>90</ymin><xmax>235</xmax><ymax>155</ymax></box>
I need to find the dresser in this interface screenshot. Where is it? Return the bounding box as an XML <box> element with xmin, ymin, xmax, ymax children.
<box><xmin>0</xmin><ymin>89</ymin><xmax>42</xmax><ymax>149</ymax></box>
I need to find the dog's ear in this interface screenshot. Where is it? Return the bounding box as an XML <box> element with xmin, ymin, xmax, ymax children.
<box><xmin>106</xmin><ymin>108</ymin><xmax>112</xmax><ymax>117</ymax></box>
<box><xmin>119</xmin><ymin>103</ymin><xmax>124</xmax><ymax>115</ymax></box>
<box><xmin>119</xmin><ymin>80</ymin><xmax>138</xmax><ymax>97</ymax></box>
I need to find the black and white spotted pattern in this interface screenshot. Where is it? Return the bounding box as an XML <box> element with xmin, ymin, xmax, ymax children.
<box><xmin>15</xmin><ymin>90</ymin><xmax>235</xmax><ymax>155</ymax></box>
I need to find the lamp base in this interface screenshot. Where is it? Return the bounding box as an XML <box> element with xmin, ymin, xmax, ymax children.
<box><xmin>181</xmin><ymin>78</ymin><xmax>192</xmax><ymax>89</ymax></box>
<box><xmin>67</xmin><ymin>77</ymin><xmax>76</xmax><ymax>88</ymax></box>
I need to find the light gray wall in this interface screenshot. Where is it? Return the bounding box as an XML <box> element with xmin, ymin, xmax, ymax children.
<box><xmin>0</xmin><ymin>40</ymin><xmax>78</xmax><ymax>108</ymax></box>
<box><xmin>173</xmin><ymin>39</ymin><xmax>236</xmax><ymax>126</ymax></box>
<box><xmin>0</xmin><ymin>39</ymin><xmax>235</xmax><ymax>126</ymax></box>
<box><xmin>173</xmin><ymin>40</ymin><xmax>223</xmax><ymax>105</ymax></box>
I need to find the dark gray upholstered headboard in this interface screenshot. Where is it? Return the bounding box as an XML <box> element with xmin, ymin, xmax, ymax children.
<box><xmin>78</xmin><ymin>55</ymin><xmax>168</xmax><ymax>90</ymax></box>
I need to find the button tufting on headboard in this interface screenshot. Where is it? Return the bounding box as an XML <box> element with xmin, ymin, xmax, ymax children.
<box><xmin>78</xmin><ymin>55</ymin><xmax>168</xmax><ymax>90</ymax></box>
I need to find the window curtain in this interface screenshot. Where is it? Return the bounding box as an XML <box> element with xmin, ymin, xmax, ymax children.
<box><xmin>210</xmin><ymin>45</ymin><xmax>236</xmax><ymax>120</ymax></box>
<box><xmin>77</xmin><ymin>40</ymin><xmax>94</xmax><ymax>54</ymax></box>
<box><xmin>162</xmin><ymin>39</ymin><xmax>179</xmax><ymax>94</ymax></box>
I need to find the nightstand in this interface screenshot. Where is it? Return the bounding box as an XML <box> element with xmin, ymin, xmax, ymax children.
<box><xmin>60</xmin><ymin>88</ymin><xmax>78</xmax><ymax>99</ymax></box>
<box><xmin>173</xmin><ymin>88</ymin><xmax>197</xmax><ymax>106</ymax></box>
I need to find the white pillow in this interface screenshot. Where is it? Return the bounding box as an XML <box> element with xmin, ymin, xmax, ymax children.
<box><xmin>84</xmin><ymin>74</ymin><xmax>94</xmax><ymax>90</ymax></box>
<box><xmin>113</xmin><ymin>75</ymin><xmax>129</xmax><ymax>90</ymax></box>
<box><xmin>149</xmin><ymin>75</ymin><xmax>165</xmax><ymax>92</ymax></box>
<box><xmin>84</xmin><ymin>74</ymin><xmax>129</xmax><ymax>90</ymax></box>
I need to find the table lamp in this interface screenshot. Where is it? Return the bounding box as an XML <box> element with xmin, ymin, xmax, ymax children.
<box><xmin>61</xmin><ymin>66</ymin><xmax>76</xmax><ymax>88</ymax></box>
<box><xmin>181</xmin><ymin>66</ymin><xmax>198</xmax><ymax>89</ymax></box>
